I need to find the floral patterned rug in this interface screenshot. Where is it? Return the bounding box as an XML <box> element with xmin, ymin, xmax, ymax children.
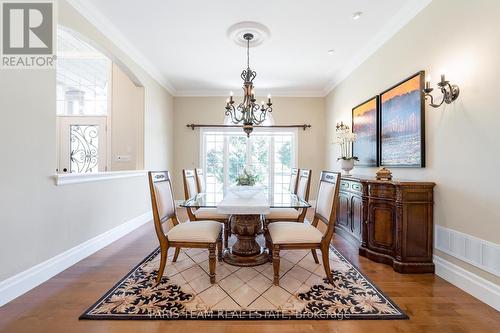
<box><xmin>80</xmin><ymin>237</ymin><xmax>408</xmax><ymax>320</ymax></box>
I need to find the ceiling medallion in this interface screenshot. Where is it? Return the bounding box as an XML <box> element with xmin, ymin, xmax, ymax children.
<box><xmin>226</xmin><ymin>21</ymin><xmax>270</xmax><ymax>48</ymax></box>
<box><xmin>225</xmin><ymin>32</ymin><xmax>273</xmax><ymax>137</ymax></box>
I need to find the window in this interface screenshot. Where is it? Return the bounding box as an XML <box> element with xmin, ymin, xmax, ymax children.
<box><xmin>201</xmin><ymin>128</ymin><xmax>297</xmax><ymax>201</ymax></box>
<box><xmin>56</xmin><ymin>28</ymin><xmax>110</xmax><ymax>116</ymax></box>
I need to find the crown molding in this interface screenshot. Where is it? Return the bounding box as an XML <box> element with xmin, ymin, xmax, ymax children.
<box><xmin>66</xmin><ymin>0</ymin><xmax>431</xmax><ymax>98</ymax></box>
<box><xmin>174</xmin><ymin>89</ymin><xmax>326</xmax><ymax>98</ymax></box>
<box><xmin>65</xmin><ymin>0</ymin><xmax>177</xmax><ymax>95</ymax></box>
<box><xmin>322</xmin><ymin>0</ymin><xmax>432</xmax><ymax>96</ymax></box>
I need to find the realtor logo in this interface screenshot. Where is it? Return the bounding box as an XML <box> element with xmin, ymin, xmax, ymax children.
<box><xmin>1</xmin><ymin>0</ymin><xmax>56</xmax><ymax>68</ymax></box>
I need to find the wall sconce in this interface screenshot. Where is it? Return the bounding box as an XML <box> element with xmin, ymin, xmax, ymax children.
<box><xmin>336</xmin><ymin>121</ymin><xmax>350</xmax><ymax>131</ymax></box>
<box><xmin>423</xmin><ymin>74</ymin><xmax>460</xmax><ymax>108</ymax></box>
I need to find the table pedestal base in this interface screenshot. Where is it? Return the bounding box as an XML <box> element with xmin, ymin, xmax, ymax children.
<box><xmin>222</xmin><ymin>214</ymin><xmax>269</xmax><ymax>267</ymax></box>
<box><xmin>222</xmin><ymin>249</ymin><xmax>269</xmax><ymax>267</ymax></box>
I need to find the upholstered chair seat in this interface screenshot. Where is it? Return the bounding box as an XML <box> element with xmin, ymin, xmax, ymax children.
<box><xmin>265</xmin><ymin>208</ymin><xmax>300</xmax><ymax>220</ymax></box>
<box><xmin>167</xmin><ymin>221</ymin><xmax>222</xmax><ymax>243</ymax></box>
<box><xmin>267</xmin><ymin>222</ymin><xmax>322</xmax><ymax>244</ymax></box>
<box><xmin>194</xmin><ymin>208</ymin><xmax>228</xmax><ymax>220</ymax></box>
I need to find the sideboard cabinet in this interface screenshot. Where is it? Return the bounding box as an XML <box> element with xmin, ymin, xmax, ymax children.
<box><xmin>335</xmin><ymin>175</ymin><xmax>435</xmax><ymax>273</ymax></box>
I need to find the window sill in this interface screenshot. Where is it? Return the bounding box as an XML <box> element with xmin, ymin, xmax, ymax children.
<box><xmin>54</xmin><ymin>170</ymin><xmax>147</xmax><ymax>186</ymax></box>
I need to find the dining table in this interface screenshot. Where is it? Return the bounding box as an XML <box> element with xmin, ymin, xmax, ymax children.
<box><xmin>181</xmin><ymin>189</ymin><xmax>311</xmax><ymax>267</ymax></box>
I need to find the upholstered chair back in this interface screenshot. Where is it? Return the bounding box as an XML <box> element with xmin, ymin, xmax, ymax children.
<box><xmin>195</xmin><ymin>168</ymin><xmax>206</xmax><ymax>193</ymax></box>
<box><xmin>314</xmin><ymin>171</ymin><xmax>341</xmax><ymax>242</ymax></box>
<box><xmin>154</xmin><ymin>181</ymin><xmax>175</xmax><ymax>222</ymax></box>
<box><xmin>296</xmin><ymin>169</ymin><xmax>312</xmax><ymax>201</ymax></box>
<box><xmin>183</xmin><ymin>169</ymin><xmax>199</xmax><ymax>199</ymax></box>
<box><xmin>289</xmin><ymin>168</ymin><xmax>299</xmax><ymax>194</ymax></box>
<box><xmin>148</xmin><ymin>171</ymin><xmax>178</xmax><ymax>243</ymax></box>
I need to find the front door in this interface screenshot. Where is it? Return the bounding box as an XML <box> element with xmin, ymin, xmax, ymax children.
<box><xmin>57</xmin><ymin>116</ymin><xmax>107</xmax><ymax>173</ymax></box>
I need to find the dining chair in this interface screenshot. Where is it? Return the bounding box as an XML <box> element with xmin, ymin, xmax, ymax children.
<box><xmin>148</xmin><ymin>171</ymin><xmax>222</xmax><ymax>285</ymax></box>
<box><xmin>289</xmin><ymin>168</ymin><xmax>299</xmax><ymax>194</ymax></box>
<box><xmin>265</xmin><ymin>171</ymin><xmax>340</xmax><ymax>286</ymax></box>
<box><xmin>264</xmin><ymin>169</ymin><xmax>312</xmax><ymax>224</ymax></box>
<box><xmin>182</xmin><ymin>169</ymin><xmax>201</xmax><ymax>221</ymax></box>
<box><xmin>195</xmin><ymin>168</ymin><xmax>206</xmax><ymax>193</ymax></box>
<box><xmin>183</xmin><ymin>169</ymin><xmax>230</xmax><ymax>247</ymax></box>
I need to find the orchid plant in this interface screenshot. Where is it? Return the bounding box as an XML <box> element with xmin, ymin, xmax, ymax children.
<box><xmin>334</xmin><ymin>122</ymin><xmax>359</xmax><ymax>161</ymax></box>
<box><xmin>235</xmin><ymin>166</ymin><xmax>261</xmax><ymax>186</ymax></box>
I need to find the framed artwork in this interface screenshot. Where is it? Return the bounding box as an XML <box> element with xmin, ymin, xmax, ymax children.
<box><xmin>380</xmin><ymin>71</ymin><xmax>426</xmax><ymax>167</ymax></box>
<box><xmin>352</xmin><ymin>96</ymin><xmax>379</xmax><ymax>167</ymax></box>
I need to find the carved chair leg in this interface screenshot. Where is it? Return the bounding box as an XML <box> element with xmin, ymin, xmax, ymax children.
<box><xmin>320</xmin><ymin>244</ymin><xmax>333</xmax><ymax>284</ymax></box>
<box><xmin>209</xmin><ymin>243</ymin><xmax>216</xmax><ymax>284</ymax></box>
<box><xmin>311</xmin><ymin>249</ymin><xmax>319</xmax><ymax>264</ymax></box>
<box><xmin>263</xmin><ymin>218</ymin><xmax>269</xmax><ymax>232</ymax></box>
<box><xmin>223</xmin><ymin>220</ymin><xmax>229</xmax><ymax>248</ymax></box>
<box><xmin>272</xmin><ymin>245</ymin><xmax>281</xmax><ymax>286</ymax></box>
<box><xmin>155</xmin><ymin>246</ymin><xmax>168</xmax><ymax>287</ymax></box>
<box><xmin>172</xmin><ymin>247</ymin><xmax>181</xmax><ymax>262</ymax></box>
<box><xmin>217</xmin><ymin>233</ymin><xmax>223</xmax><ymax>262</ymax></box>
<box><xmin>264</xmin><ymin>230</ymin><xmax>272</xmax><ymax>262</ymax></box>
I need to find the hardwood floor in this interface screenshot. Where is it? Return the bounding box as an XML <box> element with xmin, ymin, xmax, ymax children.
<box><xmin>0</xmin><ymin>209</ymin><xmax>498</xmax><ymax>333</ymax></box>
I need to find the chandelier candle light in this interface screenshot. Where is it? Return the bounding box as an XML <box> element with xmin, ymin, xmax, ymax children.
<box><xmin>225</xmin><ymin>33</ymin><xmax>273</xmax><ymax>137</ymax></box>
<box><xmin>335</xmin><ymin>121</ymin><xmax>358</xmax><ymax>175</ymax></box>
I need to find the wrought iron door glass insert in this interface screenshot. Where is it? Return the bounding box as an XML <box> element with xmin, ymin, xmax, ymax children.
<box><xmin>70</xmin><ymin>125</ymin><xmax>99</xmax><ymax>173</ymax></box>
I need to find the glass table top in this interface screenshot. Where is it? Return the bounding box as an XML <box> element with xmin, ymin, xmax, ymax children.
<box><xmin>181</xmin><ymin>192</ymin><xmax>311</xmax><ymax>209</ymax></box>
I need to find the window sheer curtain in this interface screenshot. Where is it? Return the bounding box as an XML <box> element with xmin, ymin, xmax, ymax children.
<box><xmin>200</xmin><ymin>127</ymin><xmax>298</xmax><ymax>202</ymax></box>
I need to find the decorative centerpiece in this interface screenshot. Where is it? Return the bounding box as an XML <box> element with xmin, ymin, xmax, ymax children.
<box><xmin>376</xmin><ymin>167</ymin><xmax>393</xmax><ymax>181</ymax></box>
<box><xmin>231</xmin><ymin>167</ymin><xmax>262</xmax><ymax>198</ymax></box>
<box><xmin>235</xmin><ymin>167</ymin><xmax>259</xmax><ymax>186</ymax></box>
<box><xmin>334</xmin><ymin>121</ymin><xmax>358</xmax><ymax>175</ymax></box>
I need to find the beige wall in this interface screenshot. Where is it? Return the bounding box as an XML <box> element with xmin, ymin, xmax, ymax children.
<box><xmin>324</xmin><ymin>0</ymin><xmax>500</xmax><ymax>283</ymax></box>
<box><xmin>173</xmin><ymin>96</ymin><xmax>325</xmax><ymax>200</ymax></box>
<box><xmin>111</xmin><ymin>63</ymin><xmax>145</xmax><ymax>171</ymax></box>
<box><xmin>0</xmin><ymin>0</ymin><xmax>173</xmax><ymax>281</ymax></box>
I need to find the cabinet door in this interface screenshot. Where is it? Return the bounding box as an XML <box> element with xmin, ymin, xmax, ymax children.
<box><xmin>350</xmin><ymin>195</ymin><xmax>363</xmax><ymax>241</ymax></box>
<box><xmin>367</xmin><ymin>200</ymin><xmax>396</xmax><ymax>255</ymax></box>
<box><xmin>337</xmin><ymin>192</ymin><xmax>350</xmax><ymax>228</ymax></box>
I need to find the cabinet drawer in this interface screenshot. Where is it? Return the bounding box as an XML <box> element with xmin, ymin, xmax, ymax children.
<box><xmin>340</xmin><ymin>181</ymin><xmax>350</xmax><ymax>190</ymax></box>
<box><xmin>369</xmin><ymin>184</ymin><xmax>395</xmax><ymax>199</ymax></box>
<box><xmin>351</xmin><ymin>182</ymin><xmax>362</xmax><ymax>193</ymax></box>
<box><xmin>341</xmin><ymin>180</ymin><xmax>363</xmax><ymax>193</ymax></box>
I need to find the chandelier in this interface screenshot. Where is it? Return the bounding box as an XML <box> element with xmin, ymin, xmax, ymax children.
<box><xmin>225</xmin><ymin>33</ymin><xmax>273</xmax><ymax>137</ymax></box>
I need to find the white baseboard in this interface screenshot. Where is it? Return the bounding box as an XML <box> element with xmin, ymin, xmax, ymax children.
<box><xmin>434</xmin><ymin>255</ymin><xmax>500</xmax><ymax>311</ymax></box>
<box><xmin>0</xmin><ymin>211</ymin><xmax>152</xmax><ymax>307</ymax></box>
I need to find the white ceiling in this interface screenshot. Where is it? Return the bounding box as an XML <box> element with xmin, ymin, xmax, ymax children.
<box><xmin>68</xmin><ymin>0</ymin><xmax>431</xmax><ymax>96</ymax></box>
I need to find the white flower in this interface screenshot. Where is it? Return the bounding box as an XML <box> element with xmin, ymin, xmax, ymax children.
<box><xmin>332</xmin><ymin>138</ymin><xmax>343</xmax><ymax>145</ymax></box>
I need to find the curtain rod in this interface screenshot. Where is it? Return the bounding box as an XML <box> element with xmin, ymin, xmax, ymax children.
<box><xmin>186</xmin><ymin>124</ymin><xmax>311</xmax><ymax>130</ymax></box>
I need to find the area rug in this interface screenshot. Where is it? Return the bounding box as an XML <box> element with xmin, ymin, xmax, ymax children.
<box><xmin>80</xmin><ymin>236</ymin><xmax>408</xmax><ymax>320</ymax></box>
